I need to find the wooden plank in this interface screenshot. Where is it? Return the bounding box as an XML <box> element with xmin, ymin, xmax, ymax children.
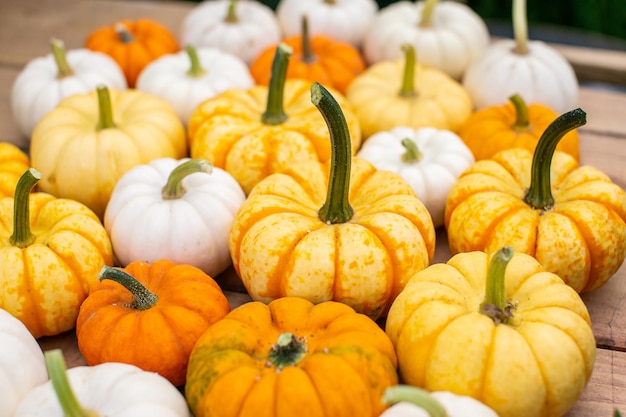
<box><xmin>0</xmin><ymin>67</ymin><xmax>22</xmax><ymax>147</ymax></box>
<box><xmin>553</xmin><ymin>43</ymin><xmax>626</xmax><ymax>88</ymax></box>
<box><xmin>579</xmin><ymin>88</ymin><xmax>626</xmax><ymax>139</ymax></box>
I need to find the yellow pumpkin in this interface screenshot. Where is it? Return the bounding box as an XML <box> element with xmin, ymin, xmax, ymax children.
<box><xmin>385</xmin><ymin>247</ymin><xmax>596</xmax><ymax>417</ymax></box>
<box><xmin>30</xmin><ymin>85</ymin><xmax>187</xmax><ymax>219</ymax></box>
<box><xmin>346</xmin><ymin>43</ymin><xmax>472</xmax><ymax>139</ymax></box>
<box><xmin>0</xmin><ymin>169</ymin><xmax>113</xmax><ymax>338</ymax></box>
<box><xmin>445</xmin><ymin>108</ymin><xmax>626</xmax><ymax>293</ymax></box>
<box><xmin>188</xmin><ymin>43</ymin><xmax>361</xmax><ymax>195</ymax></box>
<box><xmin>229</xmin><ymin>83</ymin><xmax>435</xmax><ymax>319</ymax></box>
<box><xmin>0</xmin><ymin>143</ymin><xmax>30</xmax><ymax>198</ymax></box>
<box><xmin>185</xmin><ymin>296</ymin><xmax>399</xmax><ymax>417</ymax></box>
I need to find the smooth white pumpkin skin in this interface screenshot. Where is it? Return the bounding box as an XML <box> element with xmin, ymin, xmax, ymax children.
<box><xmin>180</xmin><ymin>0</ymin><xmax>281</xmax><ymax>65</ymax></box>
<box><xmin>0</xmin><ymin>308</ymin><xmax>47</xmax><ymax>417</ymax></box>
<box><xmin>11</xmin><ymin>48</ymin><xmax>126</xmax><ymax>144</ymax></box>
<box><xmin>14</xmin><ymin>361</ymin><xmax>191</xmax><ymax>417</ymax></box>
<box><xmin>363</xmin><ymin>0</ymin><xmax>490</xmax><ymax>79</ymax></box>
<box><xmin>380</xmin><ymin>391</ymin><xmax>499</xmax><ymax>417</ymax></box>
<box><xmin>136</xmin><ymin>47</ymin><xmax>254</xmax><ymax>125</ymax></box>
<box><xmin>276</xmin><ymin>0</ymin><xmax>378</xmax><ymax>48</ymax></box>
<box><xmin>356</xmin><ymin>127</ymin><xmax>474</xmax><ymax>228</ymax></box>
<box><xmin>462</xmin><ymin>39</ymin><xmax>579</xmax><ymax>113</ymax></box>
<box><xmin>104</xmin><ymin>157</ymin><xmax>246</xmax><ymax>278</ymax></box>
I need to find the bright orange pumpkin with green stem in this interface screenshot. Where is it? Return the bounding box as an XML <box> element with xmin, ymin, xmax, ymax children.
<box><xmin>185</xmin><ymin>296</ymin><xmax>399</xmax><ymax>417</ymax></box>
<box><xmin>250</xmin><ymin>15</ymin><xmax>366</xmax><ymax>94</ymax></box>
<box><xmin>76</xmin><ymin>259</ymin><xmax>230</xmax><ymax>387</ymax></box>
<box><xmin>0</xmin><ymin>143</ymin><xmax>29</xmax><ymax>198</ymax></box>
<box><xmin>0</xmin><ymin>168</ymin><xmax>113</xmax><ymax>338</ymax></box>
<box><xmin>456</xmin><ymin>93</ymin><xmax>580</xmax><ymax>161</ymax></box>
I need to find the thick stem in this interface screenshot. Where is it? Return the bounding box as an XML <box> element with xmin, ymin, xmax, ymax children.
<box><xmin>162</xmin><ymin>159</ymin><xmax>213</xmax><ymax>200</ymax></box>
<box><xmin>267</xmin><ymin>333</ymin><xmax>307</xmax><ymax>369</ymax></box>
<box><xmin>45</xmin><ymin>349</ymin><xmax>100</xmax><ymax>417</ymax></box>
<box><xmin>300</xmin><ymin>15</ymin><xmax>316</xmax><ymax>64</ymax></box>
<box><xmin>523</xmin><ymin>108</ymin><xmax>586</xmax><ymax>209</ymax></box>
<box><xmin>115</xmin><ymin>22</ymin><xmax>135</xmax><ymax>44</ymax></box>
<box><xmin>9</xmin><ymin>168</ymin><xmax>40</xmax><ymax>248</ymax></box>
<box><xmin>185</xmin><ymin>45</ymin><xmax>207</xmax><ymax>77</ymax></box>
<box><xmin>95</xmin><ymin>85</ymin><xmax>116</xmax><ymax>130</ymax></box>
<box><xmin>479</xmin><ymin>246</ymin><xmax>514</xmax><ymax>325</ymax></box>
<box><xmin>224</xmin><ymin>0</ymin><xmax>238</xmax><ymax>23</ymax></box>
<box><xmin>99</xmin><ymin>266</ymin><xmax>158</xmax><ymax>311</ymax></box>
<box><xmin>512</xmin><ymin>0</ymin><xmax>529</xmax><ymax>54</ymax></box>
<box><xmin>401</xmin><ymin>138</ymin><xmax>423</xmax><ymax>163</ymax></box>
<box><xmin>312</xmin><ymin>82</ymin><xmax>354</xmax><ymax>224</ymax></box>
<box><xmin>509</xmin><ymin>93</ymin><xmax>529</xmax><ymax>130</ymax></box>
<box><xmin>382</xmin><ymin>385</ymin><xmax>448</xmax><ymax>417</ymax></box>
<box><xmin>261</xmin><ymin>43</ymin><xmax>291</xmax><ymax>126</ymax></box>
<box><xmin>399</xmin><ymin>44</ymin><xmax>417</xmax><ymax>98</ymax></box>
<box><xmin>419</xmin><ymin>0</ymin><xmax>440</xmax><ymax>27</ymax></box>
<box><xmin>50</xmin><ymin>38</ymin><xmax>74</xmax><ymax>78</ymax></box>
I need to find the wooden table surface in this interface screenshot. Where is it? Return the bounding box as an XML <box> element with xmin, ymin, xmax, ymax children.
<box><xmin>2</xmin><ymin>1</ymin><xmax>626</xmax><ymax>416</ymax></box>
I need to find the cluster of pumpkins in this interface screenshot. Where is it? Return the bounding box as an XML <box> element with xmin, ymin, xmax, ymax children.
<box><xmin>2</xmin><ymin>0</ymin><xmax>625</xmax><ymax>417</ymax></box>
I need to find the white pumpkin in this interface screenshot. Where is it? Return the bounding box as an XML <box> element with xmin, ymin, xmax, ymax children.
<box><xmin>0</xmin><ymin>308</ymin><xmax>47</xmax><ymax>416</ymax></box>
<box><xmin>363</xmin><ymin>0</ymin><xmax>490</xmax><ymax>79</ymax></box>
<box><xmin>462</xmin><ymin>0</ymin><xmax>578</xmax><ymax>113</ymax></box>
<box><xmin>356</xmin><ymin>126</ymin><xmax>474</xmax><ymax>228</ymax></box>
<box><xmin>10</xmin><ymin>38</ymin><xmax>126</xmax><ymax>145</ymax></box>
<box><xmin>276</xmin><ymin>0</ymin><xmax>378</xmax><ymax>48</ymax></box>
<box><xmin>14</xmin><ymin>349</ymin><xmax>191</xmax><ymax>417</ymax></box>
<box><xmin>136</xmin><ymin>46</ymin><xmax>254</xmax><ymax>125</ymax></box>
<box><xmin>104</xmin><ymin>157</ymin><xmax>246</xmax><ymax>278</ymax></box>
<box><xmin>180</xmin><ymin>0</ymin><xmax>282</xmax><ymax>65</ymax></box>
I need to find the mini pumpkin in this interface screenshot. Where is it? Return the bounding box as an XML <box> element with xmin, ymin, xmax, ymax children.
<box><xmin>185</xmin><ymin>296</ymin><xmax>399</xmax><ymax>417</ymax></box>
<box><xmin>0</xmin><ymin>142</ymin><xmax>30</xmax><ymax>198</ymax></box>
<box><xmin>76</xmin><ymin>260</ymin><xmax>231</xmax><ymax>387</ymax></box>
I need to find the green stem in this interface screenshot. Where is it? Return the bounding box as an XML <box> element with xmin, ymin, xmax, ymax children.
<box><xmin>261</xmin><ymin>43</ymin><xmax>291</xmax><ymax>126</ymax></box>
<box><xmin>382</xmin><ymin>385</ymin><xmax>448</xmax><ymax>417</ymax></box>
<box><xmin>162</xmin><ymin>159</ymin><xmax>213</xmax><ymax>200</ymax></box>
<box><xmin>300</xmin><ymin>15</ymin><xmax>316</xmax><ymax>64</ymax></box>
<box><xmin>50</xmin><ymin>38</ymin><xmax>74</xmax><ymax>78</ymax></box>
<box><xmin>512</xmin><ymin>0</ymin><xmax>529</xmax><ymax>54</ymax></box>
<box><xmin>224</xmin><ymin>0</ymin><xmax>238</xmax><ymax>23</ymax></box>
<box><xmin>479</xmin><ymin>246</ymin><xmax>514</xmax><ymax>325</ymax></box>
<box><xmin>523</xmin><ymin>108</ymin><xmax>586</xmax><ymax>209</ymax></box>
<box><xmin>399</xmin><ymin>44</ymin><xmax>417</xmax><ymax>98</ymax></box>
<box><xmin>99</xmin><ymin>266</ymin><xmax>158</xmax><ymax>310</ymax></box>
<box><xmin>9</xmin><ymin>168</ymin><xmax>40</xmax><ymax>248</ymax></box>
<box><xmin>509</xmin><ymin>93</ymin><xmax>529</xmax><ymax>130</ymax></box>
<box><xmin>267</xmin><ymin>333</ymin><xmax>307</xmax><ymax>369</ymax></box>
<box><xmin>185</xmin><ymin>45</ymin><xmax>206</xmax><ymax>77</ymax></box>
<box><xmin>312</xmin><ymin>82</ymin><xmax>354</xmax><ymax>224</ymax></box>
<box><xmin>401</xmin><ymin>138</ymin><xmax>423</xmax><ymax>163</ymax></box>
<box><xmin>115</xmin><ymin>22</ymin><xmax>134</xmax><ymax>44</ymax></box>
<box><xmin>95</xmin><ymin>85</ymin><xmax>116</xmax><ymax>130</ymax></box>
<box><xmin>45</xmin><ymin>349</ymin><xmax>100</xmax><ymax>417</ymax></box>
<box><xmin>419</xmin><ymin>0</ymin><xmax>440</xmax><ymax>27</ymax></box>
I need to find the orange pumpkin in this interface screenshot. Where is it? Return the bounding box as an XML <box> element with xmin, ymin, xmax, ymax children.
<box><xmin>457</xmin><ymin>93</ymin><xmax>580</xmax><ymax>161</ymax></box>
<box><xmin>0</xmin><ymin>143</ymin><xmax>30</xmax><ymax>198</ymax></box>
<box><xmin>85</xmin><ymin>18</ymin><xmax>179</xmax><ymax>87</ymax></box>
<box><xmin>250</xmin><ymin>16</ymin><xmax>366</xmax><ymax>94</ymax></box>
<box><xmin>75</xmin><ymin>259</ymin><xmax>231</xmax><ymax>387</ymax></box>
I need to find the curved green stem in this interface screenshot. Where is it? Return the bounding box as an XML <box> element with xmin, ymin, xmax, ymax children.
<box><xmin>399</xmin><ymin>44</ymin><xmax>417</xmax><ymax>98</ymax></box>
<box><xmin>9</xmin><ymin>168</ymin><xmax>40</xmax><ymax>248</ymax></box>
<box><xmin>419</xmin><ymin>0</ymin><xmax>440</xmax><ymax>27</ymax></box>
<box><xmin>479</xmin><ymin>246</ymin><xmax>514</xmax><ymax>325</ymax></box>
<box><xmin>382</xmin><ymin>385</ymin><xmax>448</xmax><ymax>417</ymax></box>
<box><xmin>300</xmin><ymin>15</ymin><xmax>316</xmax><ymax>64</ymax></box>
<box><xmin>261</xmin><ymin>43</ymin><xmax>291</xmax><ymax>125</ymax></box>
<box><xmin>401</xmin><ymin>138</ymin><xmax>423</xmax><ymax>163</ymax></box>
<box><xmin>45</xmin><ymin>349</ymin><xmax>100</xmax><ymax>417</ymax></box>
<box><xmin>267</xmin><ymin>333</ymin><xmax>307</xmax><ymax>369</ymax></box>
<box><xmin>50</xmin><ymin>38</ymin><xmax>74</xmax><ymax>78</ymax></box>
<box><xmin>224</xmin><ymin>0</ymin><xmax>238</xmax><ymax>23</ymax></box>
<box><xmin>523</xmin><ymin>108</ymin><xmax>586</xmax><ymax>209</ymax></box>
<box><xmin>509</xmin><ymin>93</ymin><xmax>529</xmax><ymax>130</ymax></box>
<box><xmin>114</xmin><ymin>22</ymin><xmax>134</xmax><ymax>44</ymax></box>
<box><xmin>162</xmin><ymin>159</ymin><xmax>213</xmax><ymax>200</ymax></box>
<box><xmin>186</xmin><ymin>45</ymin><xmax>207</xmax><ymax>77</ymax></box>
<box><xmin>512</xmin><ymin>0</ymin><xmax>529</xmax><ymax>54</ymax></box>
<box><xmin>312</xmin><ymin>82</ymin><xmax>354</xmax><ymax>224</ymax></box>
<box><xmin>95</xmin><ymin>85</ymin><xmax>116</xmax><ymax>130</ymax></box>
<box><xmin>99</xmin><ymin>266</ymin><xmax>158</xmax><ymax>310</ymax></box>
